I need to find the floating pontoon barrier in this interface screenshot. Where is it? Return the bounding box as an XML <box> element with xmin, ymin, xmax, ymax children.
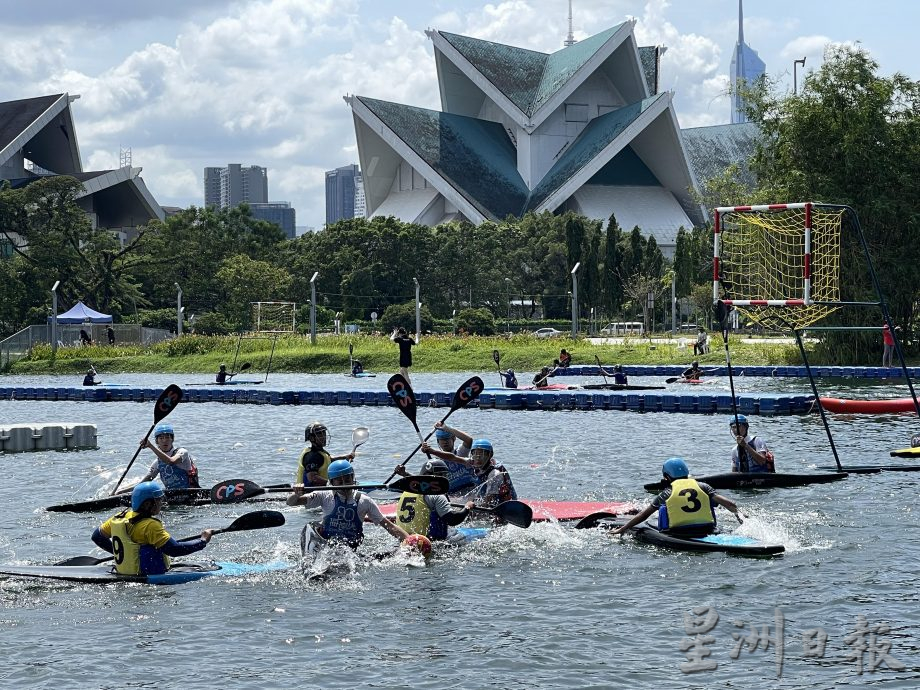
<box><xmin>0</xmin><ymin>423</ymin><xmax>97</xmax><ymax>453</ymax></box>
<box><xmin>554</xmin><ymin>365</ymin><xmax>920</xmax><ymax>379</ymax></box>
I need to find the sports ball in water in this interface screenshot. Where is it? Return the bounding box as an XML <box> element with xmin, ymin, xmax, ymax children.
<box><xmin>402</xmin><ymin>534</ymin><xmax>432</xmax><ymax>557</ymax></box>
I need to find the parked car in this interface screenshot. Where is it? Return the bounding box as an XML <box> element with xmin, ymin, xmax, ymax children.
<box><xmin>599</xmin><ymin>322</ymin><xmax>644</xmax><ymax>336</ymax></box>
<box><xmin>533</xmin><ymin>327</ymin><xmax>564</xmax><ymax>338</ymax></box>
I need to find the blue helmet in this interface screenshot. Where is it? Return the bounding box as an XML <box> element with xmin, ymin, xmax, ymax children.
<box><xmin>730</xmin><ymin>415</ymin><xmax>748</xmax><ymax>428</ymax></box>
<box><xmin>662</xmin><ymin>457</ymin><xmax>690</xmax><ymax>480</ymax></box>
<box><xmin>327</xmin><ymin>460</ymin><xmax>354</xmax><ymax>481</ymax></box>
<box><xmin>153</xmin><ymin>423</ymin><xmax>174</xmax><ymax>439</ymax></box>
<box><xmin>435</xmin><ymin>428</ymin><xmax>453</xmax><ymax>440</ymax></box>
<box><xmin>471</xmin><ymin>439</ymin><xmax>493</xmax><ymax>453</ymax></box>
<box><xmin>132</xmin><ymin>481</ymin><xmax>165</xmax><ymax>511</ymax></box>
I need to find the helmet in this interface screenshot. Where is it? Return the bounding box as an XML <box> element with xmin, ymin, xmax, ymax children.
<box><xmin>153</xmin><ymin>423</ymin><xmax>174</xmax><ymax>439</ymax></box>
<box><xmin>132</xmin><ymin>481</ymin><xmax>165</xmax><ymax>511</ymax></box>
<box><xmin>507</xmin><ymin>368</ymin><xmax>515</xmax><ymax>376</ymax></box>
<box><xmin>729</xmin><ymin>414</ymin><xmax>749</xmax><ymax>428</ymax></box>
<box><xmin>911</xmin><ymin>434</ymin><xmax>920</xmax><ymax>448</ymax></box>
<box><xmin>327</xmin><ymin>459</ymin><xmax>354</xmax><ymax>481</ymax></box>
<box><xmin>422</xmin><ymin>459</ymin><xmax>450</xmax><ymax>477</ymax></box>
<box><xmin>219</xmin><ymin>364</ymin><xmax>226</xmax><ymax>370</ymax></box>
<box><xmin>662</xmin><ymin>457</ymin><xmax>690</xmax><ymax>480</ymax></box>
<box><xmin>434</xmin><ymin>428</ymin><xmax>454</xmax><ymax>440</ymax></box>
<box><xmin>402</xmin><ymin>534</ymin><xmax>432</xmax><ymax>558</ymax></box>
<box><xmin>692</xmin><ymin>361</ymin><xmax>699</xmax><ymax>367</ymax></box>
<box><xmin>471</xmin><ymin>439</ymin><xmax>493</xmax><ymax>454</ymax></box>
<box><xmin>614</xmin><ymin>365</ymin><xmax>623</xmax><ymax>372</ymax></box>
<box><xmin>305</xmin><ymin>422</ymin><xmax>328</xmax><ymax>442</ymax></box>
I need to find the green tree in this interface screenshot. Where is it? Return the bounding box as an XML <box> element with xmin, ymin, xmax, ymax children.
<box><xmin>456</xmin><ymin>307</ymin><xmax>496</xmax><ymax>335</ymax></box>
<box><xmin>602</xmin><ymin>215</ymin><xmax>625</xmax><ymax>316</ymax></box>
<box><xmin>215</xmin><ymin>254</ymin><xmax>293</xmax><ymax>329</ymax></box>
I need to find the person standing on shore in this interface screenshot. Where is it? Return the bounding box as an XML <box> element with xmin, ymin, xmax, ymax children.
<box><xmin>882</xmin><ymin>322</ymin><xmax>901</xmax><ymax>368</ymax></box>
<box><xmin>391</xmin><ymin>327</ymin><xmax>417</xmax><ymax>384</ymax></box>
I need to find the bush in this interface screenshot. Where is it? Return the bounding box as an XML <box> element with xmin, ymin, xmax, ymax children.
<box><xmin>456</xmin><ymin>308</ymin><xmax>496</xmax><ymax>336</ymax></box>
<box><xmin>192</xmin><ymin>312</ymin><xmax>232</xmax><ymax>336</ymax></box>
<box><xmin>136</xmin><ymin>308</ymin><xmax>179</xmax><ymax>331</ymax></box>
<box><xmin>380</xmin><ymin>302</ymin><xmax>434</xmax><ymax>333</ymax></box>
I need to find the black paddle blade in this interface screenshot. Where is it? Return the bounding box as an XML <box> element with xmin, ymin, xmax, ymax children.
<box><xmin>210</xmin><ymin>479</ymin><xmax>265</xmax><ymax>504</ymax></box>
<box><xmin>154</xmin><ymin>384</ymin><xmax>183</xmax><ymax>422</ymax></box>
<box><xmin>665</xmin><ymin>377</ymin><xmax>679</xmax><ymax>384</ymax></box>
<box><xmin>54</xmin><ymin>555</ymin><xmax>112</xmax><ymax>566</ymax></box>
<box><xmin>223</xmin><ymin>510</ymin><xmax>286</xmax><ymax>533</ymax></box>
<box><xmin>450</xmin><ymin>376</ymin><xmax>484</xmax><ymax>410</ymax></box>
<box><xmin>493</xmin><ymin>500</ymin><xmax>533</xmax><ymax>529</ymax></box>
<box><xmin>574</xmin><ymin>511</ymin><xmax>622</xmax><ymax>530</ymax></box>
<box><xmin>387</xmin><ymin>374</ymin><xmax>418</xmax><ymax>425</ymax></box>
<box><xmin>492</xmin><ymin>349</ymin><xmax>501</xmax><ymax>365</ymax></box>
<box><xmin>389</xmin><ymin>474</ymin><xmax>449</xmax><ymax>495</ymax></box>
<box><xmin>239</xmin><ymin>362</ymin><xmax>252</xmax><ymax>372</ymax></box>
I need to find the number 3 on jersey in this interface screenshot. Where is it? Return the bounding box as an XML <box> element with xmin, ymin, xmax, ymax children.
<box><xmin>677</xmin><ymin>488</ymin><xmax>702</xmax><ymax>513</ymax></box>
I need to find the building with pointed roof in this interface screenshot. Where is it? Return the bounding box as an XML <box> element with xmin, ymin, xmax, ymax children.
<box><xmin>347</xmin><ymin>20</ymin><xmax>704</xmax><ymax>253</ymax></box>
<box><xmin>0</xmin><ymin>93</ymin><xmax>164</xmax><ymax>249</ymax></box>
<box><xmin>729</xmin><ymin>0</ymin><xmax>766</xmax><ymax>124</ymax></box>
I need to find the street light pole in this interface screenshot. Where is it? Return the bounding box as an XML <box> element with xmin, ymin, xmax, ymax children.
<box><xmin>310</xmin><ymin>272</ymin><xmax>319</xmax><ymax>345</ymax></box>
<box><xmin>570</xmin><ymin>262</ymin><xmax>581</xmax><ymax>338</ymax></box>
<box><xmin>505</xmin><ymin>278</ymin><xmax>511</xmax><ymax>333</ymax></box>
<box><xmin>51</xmin><ymin>281</ymin><xmax>60</xmax><ymax>356</ymax></box>
<box><xmin>793</xmin><ymin>57</ymin><xmax>806</xmax><ymax>94</ymax></box>
<box><xmin>413</xmin><ymin>277</ymin><xmax>421</xmax><ymax>339</ymax></box>
<box><xmin>174</xmin><ymin>283</ymin><xmax>183</xmax><ymax>336</ymax></box>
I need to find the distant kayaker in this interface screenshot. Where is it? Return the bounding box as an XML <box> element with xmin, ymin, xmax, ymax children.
<box><xmin>390</xmin><ymin>327</ymin><xmax>417</xmax><ymax>384</ymax></box>
<box><xmin>613</xmin><ymin>365</ymin><xmax>628</xmax><ymax>385</ymax></box>
<box><xmin>296</xmin><ymin>421</ymin><xmax>355</xmax><ymax>487</ymax></box>
<box><xmin>395</xmin><ymin>459</ymin><xmax>474</xmax><ymax>541</ymax></box>
<box><xmin>288</xmin><ymin>460</ymin><xmax>409</xmax><ymax>549</ymax></box>
<box><xmin>609</xmin><ymin>458</ymin><xmax>743</xmax><ymax>537</ymax></box>
<box><xmin>82</xmin><ymin>366</ymin><xmax>101</xmax><ymax>386</ymax></box>
<box><xmin>498</xmin><ymin>367</ymin><xmax>518</xmax><ymax>389</ymax></box>
<box><xmin>352</xmin><ymin>360</ymin><xmax>364</xmax><ymax>375</ymax></box>
<box><xmin>532</xmin><ymin>366</ymin><xmax>554</xmax><ymax>388</ymax></box>
<box><xmin>139</xmin><ymin>423</ymin><xmax>201</xmax><ymax>490</ymax></box>
<box><xmin>730</xmin><ymin>415</ymin><xmax>775</xmax><ymax>473</ymax></box>
<box><xmin>91</xmin><ymin>482</ymin><xmax>213</xmax><ymax>576</ymax></box>
<box><xmin>422</xmin><ymin>438</ymin><xmax>517</xmax><ymax>511</ymax></box>
<box><xmin>216</xmin><ymin>364</ymin><xmax>228</xmax><ymax>384</ymax></box>
<box><xmin>558</xmin><ymin>349</ymin><xmax>572</xmax><ymax>368</ymax></box>
<box><xmin>681</xmin><ymin>361</ymin><xmax>703</xmax><ymax>381</ymax></box>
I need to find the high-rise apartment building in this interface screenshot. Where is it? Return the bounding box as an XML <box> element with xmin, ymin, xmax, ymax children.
<box><xmin>203</xmin><ymin>164</ymin><xmax>268</xmax><ymax>209</ymax></box>
<box><xmin>325</xmin><ymin>164</ymin><xmax>359</xmax><ymax>225</ymax></box>
<box><xmin>249</xmin><ymin>202</ymin><xmax>296</xmax><ymax>239</ymax></box>
<box><xmin>354</xmin><ymin>172</ymin><xmax>366</xmax><ymax>219</ymax></box>
<box><xmin>729</xmin><ymin>0</ymin><xmax>766</xmax><ymax>124</ymax></box>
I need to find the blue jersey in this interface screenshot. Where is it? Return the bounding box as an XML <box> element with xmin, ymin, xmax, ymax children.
<box><xmin>321</xmin><ymin>493</ymin><xmax>366</xmax><ymax>548</ymax></box>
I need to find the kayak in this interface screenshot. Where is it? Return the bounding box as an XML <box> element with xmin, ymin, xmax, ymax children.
<box><xmin>518</xmin><ymin>383</ymin><xmax>581</xmax><ymax>391</ymax></box>
<box><xmin>581</xmin><ymin>383</ymin><xmax>666</xmax><ymax>391</ymax></box>
<box><xmin>678</xmin><ymin>379</ymin><xmax>704</xmax><ymax>384</ymax></box>
<box><xmin>46</xmin><ymin>483</ymin><xmax>294</xmax><ymax>513</ymax></box>
<box><xmin>378</xmin><ymin>500</ymin><xmax>635</xmax><ymax>523</ymax></box>
<box><xmin>643</xmin><ymin>471</ymin><xmax>848</xmax><ymax>493</ymax></box>
<box><xmin>186</xmin><ymin>380</ymin><xmax>264</xmax><ymax>386</ymax></box>
<box><xmin>601</xmin><ymin>515</ymin><xmax>784</xmax><ymax>557</ymax></box>
<box><xmin>890</xmin><ymin>446</ymin><xmax>920</xmax><ymax>458</ymax></box>
<box><xmin>0</xmin><ymin>560</ymin><xmax>290</xmax><ymax>585</ymax></box>
<box><xmin>343</xmin><ymin>372</ymin><xmax>377</xmax><ymax>378</ymax></box>
<box><xmin>820</xmin><ymin>397</ymin><xmax>919</xmax><ymax>414</ymax></box>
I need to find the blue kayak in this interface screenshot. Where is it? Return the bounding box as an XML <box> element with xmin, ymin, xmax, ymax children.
<box><xmin>0</xmin><ymin>560</ymin><xmax>290</xmax><ymax>585</ymax></box>
<box><xmin>343</xmin><ymin>372</ymin><xmax>377</xmax><ymax>378</ymax></box>
<box><xmin>603</xmin><ymin>515</ymin><xmax>784</xmax><ymax>557</ymax></box>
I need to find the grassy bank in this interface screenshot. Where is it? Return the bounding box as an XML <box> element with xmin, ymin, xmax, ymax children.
<box><xmin>6</xmin><ymin>333</ymin><xmax>812</xmax><ymax>376</ymax></box>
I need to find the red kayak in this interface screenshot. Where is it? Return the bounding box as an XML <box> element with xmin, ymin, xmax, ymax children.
<box><xmin>820</xmin><ymin>397</ymin><xmax>920</xmax><ymax>414</ymax></box>
<box><xmin>519</xmin><ymin>383</ymin><xmax>580</xmax><ymax>391</ymax></box>
<box><xmin>678</xmin><ymin>379</ymin><xmax>704</xmax><ymax>385</ymax></box>
<box><xmin>380</xmin><ymin>499</ymin><xmax>636</xmax><ymax>522</ymax></box>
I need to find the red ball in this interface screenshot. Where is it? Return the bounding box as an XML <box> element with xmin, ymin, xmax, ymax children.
<box><xmin>402</xmin><ymin>534</ymin><xmax>432</xmax><ymax>557</ymax></box>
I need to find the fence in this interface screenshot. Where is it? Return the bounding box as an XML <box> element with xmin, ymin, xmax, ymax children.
<box><xmin>0</xmin><ymin>324</ymin><xmax>171</xmax><ymax>368</ymax></box>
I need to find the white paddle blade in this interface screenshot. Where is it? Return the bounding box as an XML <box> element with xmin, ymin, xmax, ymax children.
<box><xmin>352</xmin><ymin>427</ymin><xmax>370</xmax><ymax>450</ymax></box>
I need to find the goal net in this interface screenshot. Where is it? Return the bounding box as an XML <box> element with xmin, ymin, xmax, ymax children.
<box><xmin>713</xmin><ymin>203</ymin><xmax>844</xmax><ymax>331</ymax></box>
<box><xmin>250</xmin><ymin>302</ymin><xmax>296</xmax><ymax>333</ymax></box>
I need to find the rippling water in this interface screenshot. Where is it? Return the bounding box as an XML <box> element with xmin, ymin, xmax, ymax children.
<box><xmin>2</xmin><ymin>372</ymin><xmax>919</xmax><ymax>689</ymax></box>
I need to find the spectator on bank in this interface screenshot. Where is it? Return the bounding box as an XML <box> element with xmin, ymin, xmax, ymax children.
<box><xmin>107</xmin><ymin>326</ymin><xmax>115</xmax><ymax>346</ymax></box>
<box><xmin>79</xmin><ymin>329</ymin><xmax>93</xmax><ymax>346</ymax></box>
<box><xmin>694</xmin><ymin>328</ymin><xmax>709</xmax><ymax>356</ymax></box>
<box><xmin>882</xmin><ymin>322</ymin><xmax>901</xmax><ymax>368</ymax></box>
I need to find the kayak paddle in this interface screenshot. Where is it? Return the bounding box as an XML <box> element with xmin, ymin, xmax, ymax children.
<box><xmin>574</xmin><ymin>511</ymin><xmax>624</xmax><ymax>530</ymax></box>
<box><xmin>54</xmin><ymin>510</ymin><xmax>286</xmax><ymax>567</ymax></box>
<box><xmin>351</xmin><ymin>426</ymin><xmax>369</xmax><ymax>454</ymax></box>
<box><xmin>210</xmin><ymin>475</ymin><xmax>450</xmax><ymax>504</ymax></box>
<box><xmin>227</xmin><ymin>362</ymin><xmax>251</xmax><ymax>380</ymax></box>
<box><xmin>110</xmin><ymin>384</ymin><xmax>183</xmax><ymax>495</ymax></box>
<box><xmin>452</xmin><ymin>500</ymin><xmax>533</xmax><ymax>529</ymax></box>
<box><xmin>383</xmin><ymin>375</ymin><xmax>485</xmax><ymax>484</ymax></box>
<box><xmin>594</xmin><ymin>355</ymin><xmax>611</xmax><ymax>384</ymax></box>
<box><xmin>492</xmin><ymin>349</ymin><xmax>503</xmax><ymax>386</ymax></box>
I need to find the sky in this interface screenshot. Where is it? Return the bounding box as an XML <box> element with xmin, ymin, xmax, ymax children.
<box><xmin>1</xmin><ymin>1</ymin><xmax>916</xmax><ymax>231</ymax></box>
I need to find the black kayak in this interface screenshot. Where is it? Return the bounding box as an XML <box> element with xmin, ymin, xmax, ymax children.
<box><xmin>581</xmin><ymin>383</ymin><xmax>667</xmax><ymax>391</ymax></box>
<box><xmin>643</xmin><ymin>471</ymin><xmax>848</xmax><ymax>493</ymax></box>
<box><xmin>598</xmin><ymin>515</ymin><xmax>784</xmax><ymax>557</ymax></box>
<box><xmin>46</xmin><ymin>484</ymin><xmax>293</xmax><ymax>513</ymax></box>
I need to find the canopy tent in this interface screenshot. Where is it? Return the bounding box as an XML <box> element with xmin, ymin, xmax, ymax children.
<box><xmin>53</xmin><ymin>301</ymin><xmax>113</xmax><ymax>324</ymax></box>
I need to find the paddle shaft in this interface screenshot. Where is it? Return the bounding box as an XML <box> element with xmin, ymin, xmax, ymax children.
<box><xmin>533</xmin><ymin>367</ymin><xmax>559</xmax><ymax>387</ymax></box>
<box><xmin>384</xmin><ymin>408</ymin><xmax>458</xmax><ymax>483</ymax></box>
<box><xmin>594</xmin><ymin>355</ymin><xmax>610</xmax><ymax>384</ymax></box>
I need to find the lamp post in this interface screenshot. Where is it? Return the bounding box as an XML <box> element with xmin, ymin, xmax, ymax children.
<box><xmin>310</xmin><ymin>272</ymin><xmax>319</xmax><ymax>345</ymax></box>
<box><xmin>505</xmin><ymin>278</ymin><xmax>511</xmax><ymax>333</ymax></box>
<box><xmin>671</xmin><ymin>277</ymin><xmax>677</xmax><ymax>335</ymax></box>
<box><xmin>793</xmin><ymin>57</ymin><xmax>806</xmax><ymax>94</ymax></box>
<box><xmin>413</xmin><ymin>277</ymin><xmax>421</xmax><ymax>339</ymax></box>
<box><xmin>646</xmin><ymin>289</ymin><xmax>655</xmax><ymax>334</ymax></box>
<box><xmin>174</xmin><ymin>283</ymin><xmax>183</xmax><ymax>336</ymax></box>
<box><xmin>570</xmin><ymin>262</ymin><xmax>581</xmax><ymax>338</ymax></box>
<box><xmin>51</xmin><ymin>281</ymin><xmax>60</xmax><ymax>356</ymax></box>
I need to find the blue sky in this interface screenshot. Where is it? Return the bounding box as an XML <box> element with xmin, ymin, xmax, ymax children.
<box><xmin>1</xmin><ymin>1</ymin><xmax>913</xmax><ymax>229</ymax></box>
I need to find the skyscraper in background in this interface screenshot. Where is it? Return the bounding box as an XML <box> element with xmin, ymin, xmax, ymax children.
<box><xmin>729</xmin><ymin>0</ymin><xmax>766</xmax><ymax>124</ymax></box>
<box><xmin>354</xmin><ymin>172</ymin><xmax>366</xmax><ymax>219</ymax></box>
<box><xmin>325</xmin><ymin>164</ymin><xmax>359</xmax><ymax>225</ymax></box>
<box><xmin>203</xmin><ymin>164</ymin><xmax>268</xmax><ymax>209</ymax></box>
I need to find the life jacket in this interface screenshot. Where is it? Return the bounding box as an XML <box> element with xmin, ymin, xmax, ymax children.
<box><xmin>396</xmin><ymin>493</ymin><xmax>447</xmax><ymax>541</ymax></box>
<box><xmin>502</xmin><ymin>371</ymin><xmax>518</xmax><ymax>388</ymax></box>
<box><xmin>157</xmin><ymin>452</ymin><xmax>200</xmax><ymax>490</ymax></box>
<box><xmin>738</xmin><ymin>436</ymin><xmax>775</xmax><ymax>473</ymax></box>
<box><xmin>319</xmin><ymin>492</ymin><xmax>365</xmax><ymax>548</ymax></box>
<box><xmin>352</xmin><ymin>361</ymin><xmax>363</xmax><ymax>375</ymax></box>
<box><xmin>109</xmin><ymin>510</ymin><xmax>171</xmax><ymax>575</ymax></box>
<box><xmin>473</xmin><ymin>463</ymin><xmax>517</xmax><ymax>504</ymax></box>
<box><xmin>659</xmin><ymin>478</ymin><xmax>715</xmax><ymax>533</ymax></box>
<box><xmin>613</xmin><ymin>372</ymin><xmax>627</xmax><ymax>384</ymax></box>
<box><xmin>296</xmin><ymin>448</ymin><xmax>332</xmax><ymax>485</ymax></box>
<box><xmin>445</xmin><ymin>459</ymin><xmax>478</xmax><ymax>493</ymax></box>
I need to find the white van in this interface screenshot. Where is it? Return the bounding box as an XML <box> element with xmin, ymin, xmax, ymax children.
<box><xmin>600</xmin><ymin>322</ymin><xmax>644</xmax><ymax>336</ymax></box>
